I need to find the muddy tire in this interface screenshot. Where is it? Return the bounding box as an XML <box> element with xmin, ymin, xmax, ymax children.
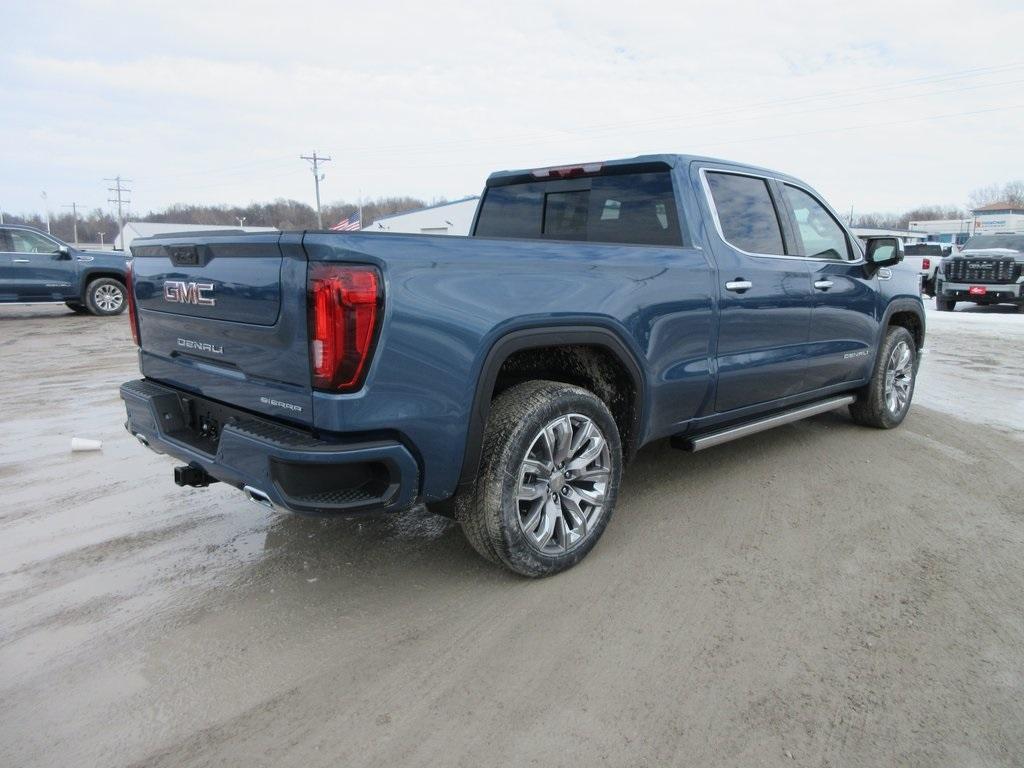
<box><xmin>458</xmin><ymin>380</ymin><xmax>622</xmax><ymax>577</ymax></box>
<box><xmin>84</xmin><ymin>278</ymin><xmax>127</xmax><ymax>316</ymax></box>
<box><xmin>849</xmin><ymin>326</ymin><xmax>918</xmax><ymax>429</ymax></box>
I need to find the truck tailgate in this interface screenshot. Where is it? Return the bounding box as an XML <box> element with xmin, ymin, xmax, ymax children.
<box><xmin>131</xmin><ymin>232</ymin><xmax>313</xmax><ymax>426</ymax></box>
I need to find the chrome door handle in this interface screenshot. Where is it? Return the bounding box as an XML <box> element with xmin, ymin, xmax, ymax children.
<box><xmin>725</xmin><ymin>280</ymin><xmax>753</xmax><ymax>292</ymax></box>
<box><xmin>12</xmin><ymin>258</ymin><xmax>30</xmax><ymax>264</ymax></box>
<box><xmin>813</xmin><ymin>280</ymin><xmax>834</xmax><ymax>290</ymax></box>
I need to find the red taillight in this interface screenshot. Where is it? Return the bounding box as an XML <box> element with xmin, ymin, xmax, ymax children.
<box><xmin>307</xmin><ymin>264</ymin><xmax>381</xmax><ymax>391</ymax></box>
<box><xmin>921</xmin><ymin>258</ymin><xmax>931</xmax><ymax>270</ymax></box>
<box><xmin>126</xmin><ymin>261</ymin><xmax>140</xmax><ymax>346</ymax></box>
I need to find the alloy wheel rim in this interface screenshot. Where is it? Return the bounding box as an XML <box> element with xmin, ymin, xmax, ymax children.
<box><xmin>516</xmin><ymin>413</ymin><xmax>611</xmax><ymax>554</ymax></box>
<box><xmin>884</xmin><ymin>340</ymin><xmax>913</xmax><ymax>415</ymax></box>
<box><xmin>95</xmin><ymin>285</ymin><xmax>124</xmax><ymax>312</ymax></box>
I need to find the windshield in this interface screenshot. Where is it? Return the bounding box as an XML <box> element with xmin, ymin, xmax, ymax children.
<box><xmin>962</xmin><ymin>235</ymin><xmax>1024</xmax><ymax>252</ymax></box>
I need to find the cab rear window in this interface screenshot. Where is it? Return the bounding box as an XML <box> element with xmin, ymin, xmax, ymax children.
<box><xmin>474</xmin><ymin>171</ymin><xmax>682</xmax><ymax>246</ymax></box>
<box><xmin>905</xmin><ymin>244</ymin><xmax>944</xmax><ymax>256</ymax></box>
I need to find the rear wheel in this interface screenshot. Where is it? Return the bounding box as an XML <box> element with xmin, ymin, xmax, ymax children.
<box><xmin>458</xmin><ymin>380</ymin><xmax>622</xmax><ymax>577</ymax></box>
<box><xmin>935</xmin><ymin>297</ymin><xmax>955</xmax><ymax>312</ymax></box>
<box><xmin>84</xmin><ymin>278</ymin><xmax>127</xmax><ymax>316</ymax></box>
<box><xmin>849</xmin><ymin>326</ymin><xmax>917</xmax><ymax>429</ymax></box>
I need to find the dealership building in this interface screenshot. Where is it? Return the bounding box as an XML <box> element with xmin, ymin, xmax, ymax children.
<box><xmin>910</xmin><ymin>201</ymin><xmax>1024</xmax><ymax>245</ymax></box>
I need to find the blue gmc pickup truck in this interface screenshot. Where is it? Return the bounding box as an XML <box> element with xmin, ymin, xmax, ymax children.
<box><xmin>120</xmin><ymin>154</ymin><xmax>923</xmax><ymax>576</ymax></box>
<box><xmin>0</xmin><ymin>224</ymin><xmax>130</xmax><ymax>315</ymax></box>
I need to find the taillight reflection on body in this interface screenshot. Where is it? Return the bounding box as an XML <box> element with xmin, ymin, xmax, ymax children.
<box><xmin>307</xmin><ymin>264</ymin><xmax>381</xmax><ymax>391</ymax></box>
<box><xmin>126</xmin><ymin>261</ymin><xmax>140</xmax><ymax>346</ymax></box>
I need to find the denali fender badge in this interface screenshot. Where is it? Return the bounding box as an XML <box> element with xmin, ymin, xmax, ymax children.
<box><xmin>177</xmin><ymin>338</ymin><xmax>224</xmax><ymax>355</ymax></box>
<box><xmin>164</xmin><ymin>280</ymin><xmax>215</xmax><ymax>306</ymax></box>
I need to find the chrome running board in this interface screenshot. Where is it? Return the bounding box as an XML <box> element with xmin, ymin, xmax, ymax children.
<box><xmin>672</xmin><ymin>395</ymin><xmax>856</xmax><ymax>452</ymax></box>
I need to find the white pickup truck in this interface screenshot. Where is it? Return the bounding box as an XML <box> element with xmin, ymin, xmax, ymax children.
<box><xmin>903</xmin><ymin>242</ymin><xmax>958</xmax><ymax>297</ymax></box>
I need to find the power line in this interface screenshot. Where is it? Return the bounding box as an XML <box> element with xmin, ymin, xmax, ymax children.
<box><xmin>322</xmin><ymin>103</ymin><xmax>1024</xmax><ymax>175</ymax></box>
<box><xmin>300</xmin><ymin>151</ymin><xmax>331</xmax><ymax>228</ymax></box>
<box><xmin>330</xmin><ymin>73</ymin><xmax>1024</xmax><ymax>165</ymax></box>
<box><xmin>105</xmin><ymin>176</ymin><xmax>132</xmax><ymax>250</ymax></box>
<box><xmin>134</xmin><ymin>61</ymin><xmax>1024</xmax><ymax>185</ymax></box>
<box><xmin>694</xmin><ymin>102</ymin><xmax>1024</xmax><ymax>150</ymax></box>
<box><xmin>316</xmin><ymin>61</ymin><xmax>1024</xmax><ymax>158</ymax></box>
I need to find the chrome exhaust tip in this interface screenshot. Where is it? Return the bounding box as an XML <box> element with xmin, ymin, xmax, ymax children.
<box><xmin>243</xmin><ymin>485</ymin><xmax>276</xmax><ymax>510</ymax></box>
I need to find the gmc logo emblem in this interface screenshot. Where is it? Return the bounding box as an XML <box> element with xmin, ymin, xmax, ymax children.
<box><xmin>164</xmin><ymin>280</ymin><xmax>215</xmax><ymax>306</ymax></box>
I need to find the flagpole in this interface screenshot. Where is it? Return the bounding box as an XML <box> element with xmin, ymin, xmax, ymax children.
<box><xmin>358</xmin><ymin>188</ymin><xmax>363</xmax><ymax>231</ymax></box>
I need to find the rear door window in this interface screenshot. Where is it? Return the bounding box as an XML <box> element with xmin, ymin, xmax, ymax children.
<box><xmin>704</xmin><ymin>172</ymin><xmax>786</xmax><ymax>255</ymax></box>
<box><xmin>474</xmin><ymin>171</ymin><xmax>682</xmax><ymax>246</ymax></box>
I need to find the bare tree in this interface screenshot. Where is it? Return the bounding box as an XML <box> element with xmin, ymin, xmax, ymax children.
<box><xmin>968</xmin><ymin>180</ymin><xmax>1024</xmax><ymax>209</ymax></box>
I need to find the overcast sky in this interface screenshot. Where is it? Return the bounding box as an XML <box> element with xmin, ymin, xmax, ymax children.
<box><xmin>2</xmin><ymin>0</ymin><xmax>1021</xmax><ymax>220</ymax></box>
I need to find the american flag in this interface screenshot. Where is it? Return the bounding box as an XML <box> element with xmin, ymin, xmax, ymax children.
<box><xmin>330</xmin><ymin>211</ymin><xmax>361</xmax><ymax>231</ymax></box>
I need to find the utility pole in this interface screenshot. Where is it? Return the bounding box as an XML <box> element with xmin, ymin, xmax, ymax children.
<box><xmin>98</xmin><ymin>232</ymin><xmax>106</xmax><ymax>247</ymax></box>
<box><xmin>237</xmin><ymin>216</ymin><xmax>246</xmax><ymax>228</ymax></box>
<box><xmin>105</xmin><ymin>176</ymin><xmax>132</xmax><ymax>250</ymax></box>
<box><xmin>42</xmin><ymin>191</ymin><xmax>51</xmax><ymax>233</ymax></box>
<box><xmin>63</xmin><ymin>202</ymin><xmax>80</xmax><ymax>245</ymax></box>
<box><xmin>300</xmin><ymin>151</ymin><xmax>331</xmax><ymax>228</ymax></box>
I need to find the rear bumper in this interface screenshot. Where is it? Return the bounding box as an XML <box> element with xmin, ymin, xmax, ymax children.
<box><xmin>120</xmin><ymin>379</ymin><xmax>420</xmax><ymax>515</ymax></box>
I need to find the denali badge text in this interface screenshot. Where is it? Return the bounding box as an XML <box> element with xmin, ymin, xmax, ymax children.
<box><xmin>177</xmin><ymin>338</ymin><xmax>224</xmax><ymax>355</ymax></box>
<box><xmin>164</xmin><ymin>280</ymin><xmax>215</xmax><ymax>306</ymax></box>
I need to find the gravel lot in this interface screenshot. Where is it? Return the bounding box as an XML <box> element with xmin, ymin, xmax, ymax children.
<box><xmin>1</xmin><ymin>302</ymin><xmax>1022</xmax><ymax>767</ymax></box>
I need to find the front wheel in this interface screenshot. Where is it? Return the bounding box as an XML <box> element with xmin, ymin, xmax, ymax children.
<box><xmin>849</xmin><ymin>326</ymin><xmax>918</xmax><ymax>429</ymax></box>
<box><xmin>458</xmin><ymin>380</ymin><xmax>622</xmax><ymax>577</ymax></box>
<box><xmin>84</xmin><ymin>278</ymin><xmax>127</xmax><ymax>316</ymax></box>
<box><xmin>935</xmin><ymin>297</ymin><xmax>956</xmax><ymax>312</ymax></box>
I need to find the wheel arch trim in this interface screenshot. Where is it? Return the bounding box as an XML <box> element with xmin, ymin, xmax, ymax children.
<box><xmin>456</xmin><ymin>323</ymin><xmax>647</xmax><ymax>491</ymax></box>
<box><xmin>881</xmin><ymin>298</ymin><xmax>926</xmax><ymax>350</ymax></box>
<box><xmin>80</xmin><ymin>270</ymin><xmax>128</xmax><ymax>300</ymax></box>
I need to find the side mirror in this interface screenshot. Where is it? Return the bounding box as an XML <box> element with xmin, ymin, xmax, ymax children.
<box><xmin>865</xmin><ymin>237</ymin><xmax>903</xmax><ymax>269</ymax></box>
<box><xmin>57</xmin><ymin>245</ymin><xmax>71</xmax><ymax>259</ymax></box>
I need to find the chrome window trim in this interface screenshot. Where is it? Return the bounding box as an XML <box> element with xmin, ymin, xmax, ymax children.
<box><xmin>698</xmin><ymin>167</ymin><xmax>865</xmax><ymax>265</ymax></box>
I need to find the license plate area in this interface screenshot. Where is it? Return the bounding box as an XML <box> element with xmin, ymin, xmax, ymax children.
<box><xmin>968</xmin><ymin>285</ymin><xmax>987</xmax><ymax>296</ymax></box>
<box><xmin>167</xmin><ymin>395</ymin><xmax>242</xmax><ymax>454</ymax></box>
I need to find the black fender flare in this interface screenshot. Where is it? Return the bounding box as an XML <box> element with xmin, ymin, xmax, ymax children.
<box><xmin>79</xmin><ymin>268</ymin><xmax>129</xmax><ymax>299</ymax></box>
<box><xmin>879</xmin><ymin>297</ymin><xmax>926</xmax><ymax>349</ymax></box>
<box><xmin>455</xmin><ymin>324</ymin><xmax>646</xmax><ymax>493</ymax></box>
